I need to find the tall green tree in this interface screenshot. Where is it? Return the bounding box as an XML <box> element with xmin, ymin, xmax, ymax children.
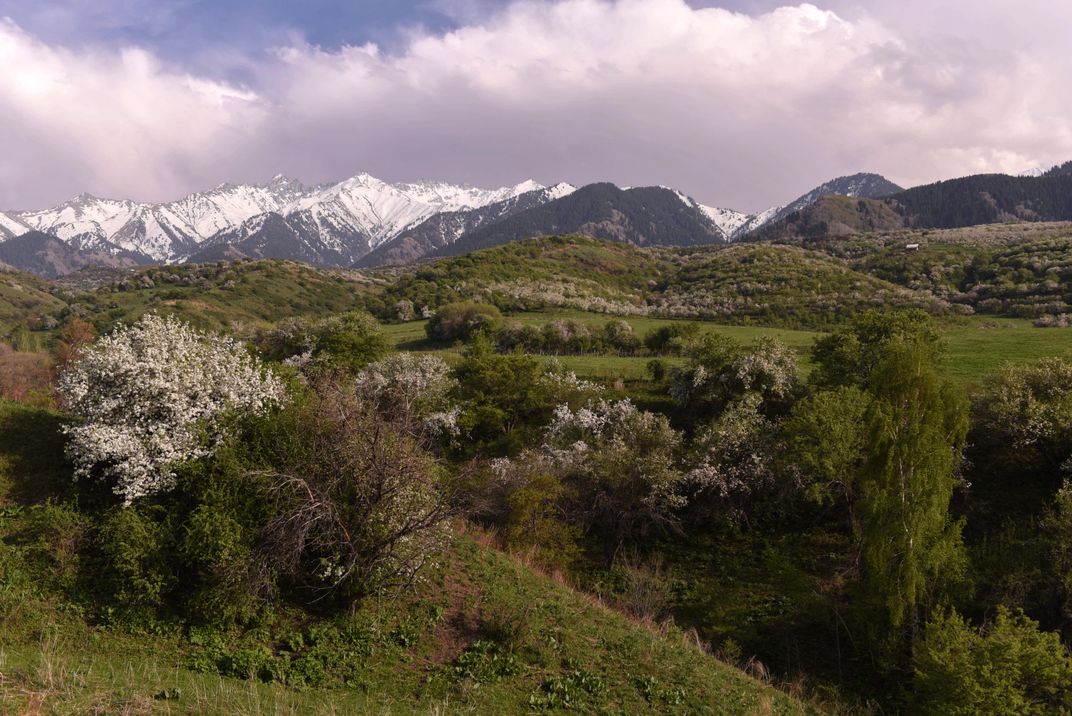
<box><xmin>857</xmin><ymin>340</ymin><xmax>969</xmax><ymax>645</ymax></box>
<box><xmin>811</xmin><ymin>309</ymin><xmax>942</xmax><ymax>389</ymax></box>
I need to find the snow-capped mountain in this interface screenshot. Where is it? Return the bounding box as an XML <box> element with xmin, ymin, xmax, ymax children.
<box><xmin>670</xmin><ymin>190</ymin><xmax>778</xmax><ymax>241</ymax></box>
<box><xmin>1</xmin><ymin>169</ymin><xmax>910</xmax><ymax>274</ymax></box>
<box><xmin>0</xmin><ymin>211</ymin><xmax>31</xmax><ymax>240</ymax></box>
<box><xmin>4</xmin><ymin>174</ymin><xmax>552</xmax><ymax>264</ymax></box>
<box><xmin>13</xmin><ymin>180</ymin><xmax>303</xmax><ymax>262</ymax></box>
<box><xmin>714</xmin><ymin>173</ymin><xmax>905</xmax><ymax>240</ymax></box>
<box><xmin>358</xmin><ymin>182</ymin><xmax>577</xmax><ymax>267</ymax></box>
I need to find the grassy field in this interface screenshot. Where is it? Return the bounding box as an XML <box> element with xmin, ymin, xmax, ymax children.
<box><xmin>381</xmin><ymin>311</ymin><xmax>1072</xmax><ymax>387</ymax></box>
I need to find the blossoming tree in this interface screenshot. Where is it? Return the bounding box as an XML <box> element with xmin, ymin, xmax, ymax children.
<box><xmin>58</xmin><ymin>314</ymin><xmax>285</xmax><ymax>504</ymax></box>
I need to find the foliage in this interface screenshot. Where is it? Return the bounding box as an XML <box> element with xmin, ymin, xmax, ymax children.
<box><xmin>683</xmin><ymin>393</ymin><xmax>780</xmax><ymax>524</ymax></box>
<box><xmin>256</xmin><ymin>377</ymin><xmax>454</xmax><ymax>602</ymax></box>
<box><xmin>780</xmin><ymin>386</ymin><xmax>873</xmax><ymax>510</ymax></box>
<box><xmin>425</xmin><ymin>301</ymin><xmax>503</xmax><ymax>342</ymax></box>
<box><xmin>643</xmin><ymin>322</ymin><xmax>701</xmax><ymax>355</ymax></box>
<box><xmin>252</xmin><ymin>310</ymin><xmax>389</xmax><ymax>373</ymax></box>
<box><xmin>670</xmin><ymin>334</ymin><xmax>797</xmax><ymax>416</ymax></box>
<box><xmin>495</xmin><ymin>317</ymin><xmax>642</xmax><ymax>356</ymax></box>
<box><xmin>913</xmin><ymin>607</ymin><xmax>1072</xmax><ymax>715</ymax></box>
<box><xmin>49</xmin><ymin>318</ymin><xmax>96</xmax><ymax>375</ymax></box>
<box><xmin>810</xmin><ymin>309</ymin><xmax>942</xmax><ymax>388</ymax></box>
<box><xmin>0</xmin><ymin>344</ymin><xmax>52</xmax><ymax>406</ymax></box>
<box><xmin>857</xmin><ymin>340</ymin><xmax>969</xmax><ymax>641</ymax></box>
<box><xmin>355</xmin><ymin>352</ymin><xmax>460</xmax><ymax>443</ymax></box>
<box><xmin>1041</xmin><ymin>481</ymin><xmax>1072</xmax><ymax>631</ymax></box>
<box><xmin>541</xmin><ymin>399</ymin><xmax>685</xmax><ymax>551</ymax></box>
<box><xmin>973</xmin><ymin>357</ymin><xmax>1072</xmax><ymax>479</ymax></box>
<box><xmin>58</xmin><ymin>314</ymin><xmax>285</xmax><ymax>504</ymax></box>
<box><xmin>451</xmin><ymin>335</ymin><xmax>600</xmax><ymax>456</ymax></box>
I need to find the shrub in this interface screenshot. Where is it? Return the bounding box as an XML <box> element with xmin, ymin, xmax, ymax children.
<box><xmin>682</xmin><ymin>393</ymin><xmax>779</xmax><ymax>523</ymax></box>
<box><xmin>58</xmin><ymin>314</ymin><xmax>284</xmax><ymax>504</ymax></box>
<box><xmin>780</xmin><ymin>386</ymin><xmax>873</xmax><ymax>511</ymax></box>
<box><xmin>973</xmin><ymin>357</ymin><xmax>1072</xmax><ymax>478</ymax></box>
<box><xmin>643</xmin><ymin>322</ymin><xmax>701</xmax><ymax>355</ymax></box>
<box><xmin>355</xmin><ymin>352</ymin><xmax>459</xmax><ymax>442</ymax></box>
<box><xmin>256</xmin><ymin>377</ymin><xmax>454</xmax><ymax>602</ymax></box>
<box><xmin>0</xmin><ymin>344</ymin><xmax>52</xmax><ymax>406</ymax></box>
<box><xmin>94</xmin><ymin>504</ymin><xmax>175</xmax><ymax>611</ymax></box>
<box><xmin>251</xmin><ymin>311</ymin><xmax>389</xmax><ymax>372</ymax></box>
<box><xmin>543</xmin><ymin>399</ymin><xmax>684</xmax><ymax>551</ymax></box>
<box><xmin>913</xmin><ymin>607</ymin><xmax>1072</xmax><ymax>715</ymax></box>
<box><xmin>314</xmin><ymin>312</ymin><xmax>391</xmax><ymax>373</ymax></box>
<box><xmin>452</xmin><ymin>335</ymin><xmax>601</xmax><ymax>456</ymax></box>
<box><xmin>670</xmin><ymin>334</ymin><xmax>797</xmax><ymax>416</ymax></box>
<box><xmin>810</xmin><ymin>309</ymin><xmax>942</xmax><ymax>388</ymax></box>
<box><xmin>425</xmin><ymin>302</ymin><xmax>502</xmax><ymax>342</ymax></box>
<box><xmin>602</xmin><ymin>320</ymin><xmax>641</xmax><ymax>354</ymax></box>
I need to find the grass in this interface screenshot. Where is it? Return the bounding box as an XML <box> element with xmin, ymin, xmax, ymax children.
<box><xmin>382</xmin><ymin>311</ymin><xmax>1072</xmax><ymax>387</ymax></box>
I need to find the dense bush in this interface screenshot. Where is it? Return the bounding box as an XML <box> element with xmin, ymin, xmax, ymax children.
<box><xmin>451</xmin><ymin>335</ymin><xmax>600</xmax><ymax>456</ymax></box>
<box><xmin>252</xmin><ymin>311</ymin><xmax>389</xmax><ymax>373</ymax></box>
<box><xmin>255</xmin><ymin>377</ymin><xmax>454</xmax><ymax>603</ymax></box>
<box><xmin>425</xmin><ymin>302</ymin><xmax>503</xmax><ymax>342</ymax></box>
<box><xmin>491</xmin><ymin>399</ymin><xmax>684</xmax><ymax>556</ymax></box>
<box><xmin>670</xmin><ymin>334</ymin><xmax>797</xmax><ymax>417</ymax></box>
<box><xmin>913</xmin><ymin>607</ymin><xmax>1072</xmax><ymax>715</ymax></box>
<box><xmin>810</xmin><ymin>309</ymin><xmax>942</xmax><ymax>389</ymax></box>
<box><xmin>643</xmin><ymin>322</ymin><xmax>700</xmax><ymax>355</ymax></box>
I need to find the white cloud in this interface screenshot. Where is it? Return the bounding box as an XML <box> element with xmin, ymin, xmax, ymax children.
<box><xmin>2</xmin><ymin>0</ymin><xmax>1071</xmax><ymax>211</ymax></box>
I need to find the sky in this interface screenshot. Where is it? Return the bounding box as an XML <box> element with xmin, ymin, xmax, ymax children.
<box><xmin>1</xmin><ymin>0</ymin><xmax>1070</xmax><ymax>212</ymax></box>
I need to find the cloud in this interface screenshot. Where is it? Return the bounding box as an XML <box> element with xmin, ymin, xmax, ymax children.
<box><xmin>2</xmin><ymin>0</ymin><xmax>1071</xmax><ymax>211</ymax></box>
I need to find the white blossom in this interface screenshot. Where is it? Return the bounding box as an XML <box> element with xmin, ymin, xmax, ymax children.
<box><xmin>58</xmin><ymin>314</ymin><xmax>285</xmax><ymax>504</ymax></box>
<box><xmin>355</xmin><ymin>352</ymin><xmax>459</xmax><ymax>441</ymax></box>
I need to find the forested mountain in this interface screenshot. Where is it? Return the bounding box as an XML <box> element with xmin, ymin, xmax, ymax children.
<box><xmin>756</xmin><ymin>170</ymin><xmax>1072</xmax><ymax>241</ymax></box>
<box><xmin>893</xmin><ymin>172</ymin><xmax>1072</xmax><ymax>228</ymax></box>
<box><xmin>749</xmin><ymin>195</ymin><xmax>907</xmax><ymax>241</ymax></box>
<box><xmin>434</xmin><ymin>183</ymin><xmax>727</xmax><ymax>257</ymax></box>
<box><xmin>757</xmin><ymin>172</ymin><xmax>904</xmax><ymax>230</ymax></box>
<box><xmin>0</xmin><ymin>231</ymin><xmax>147</xmax><ymax>279</ymax></box>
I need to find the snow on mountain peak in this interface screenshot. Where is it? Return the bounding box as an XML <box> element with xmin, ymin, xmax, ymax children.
<box><xmin>3</xmin><ymin>172</ymin><xmax>568</xmax><ymax>262</ymax></box>
<box><xmin>544</xmin><ymin>182</ymin><xmax>577</xmax><ymax>200</ymax></box>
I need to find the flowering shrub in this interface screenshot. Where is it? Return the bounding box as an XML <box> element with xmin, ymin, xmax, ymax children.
<box><xmin>683</xmin><ymin>393</ymin><xmax>779</xmax><ymax>522</ymax></box>
<box><xmin>670</xmin><ymin>335</ymin><xmax>797</xmax><ymax>414</ymax></box>
<box><xmin>58</xmin><ymin>314</ymin><xmax>285</xmax><ymax>504</ymax></box>
<box><xmin>492</xmin><ymin>399</ymin><xmax>684</xmax><ymax>553</ymax></box>
<box><xmin>356</xmin><ymin>352</ymin><xmax>460</xmax><ymax>441</ymax></box>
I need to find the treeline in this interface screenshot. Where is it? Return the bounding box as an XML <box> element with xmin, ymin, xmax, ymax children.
<box><xmin>424</xmin><ymin>301</ymin><xmax>704</xmax><ymax>357</ymax></box>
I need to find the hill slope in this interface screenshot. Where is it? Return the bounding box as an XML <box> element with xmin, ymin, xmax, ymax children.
<box><xmin>0</xmin><ymin>401</ymin><xmax>809</xmax><ymax>715</ymax></box>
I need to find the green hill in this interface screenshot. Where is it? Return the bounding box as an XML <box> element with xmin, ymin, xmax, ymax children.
<box><xmin>653</xmin><ymin>243</ymin><xmax>952</xmax><ymax>328</ymax></box>
<box><xmin>371</xmin><ymin>234</ymin><xmax>669</xmax><ymax>318</ymax></box>
<box><xmin>62</xmin><ymin>259</ymin><xmax>380</xmax><ymax>333</ymax></box>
